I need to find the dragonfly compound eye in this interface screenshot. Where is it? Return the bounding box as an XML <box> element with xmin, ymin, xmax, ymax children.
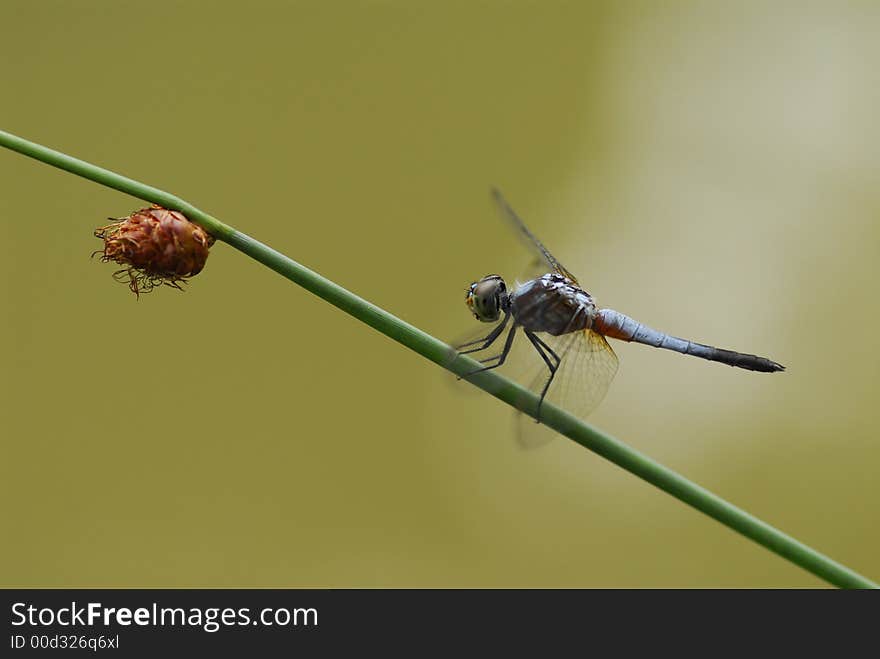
<box><xmin>94</xmin><ymin>206</ymin><xmax>215</xmax><ymax>298</ymax></box>
<box><xmin>468</xmin><ymin>275</ymin><xmax>505</xmax><ymax>322</ymax></box>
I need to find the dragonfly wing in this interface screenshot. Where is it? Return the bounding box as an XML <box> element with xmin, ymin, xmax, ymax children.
<box><xmin>510</xmin><ymin>329</ymin><xmax>619</xmax><ymax>448</ymax></box>
<box><xmin>514</xmin><ymin>255</ymin><xmax>553</xmax><ymax>287</ymax></box>
<box><xmin>491</xmin><ymin>188</ymin><xmax>580</xmax><ymax>284</ymax></box>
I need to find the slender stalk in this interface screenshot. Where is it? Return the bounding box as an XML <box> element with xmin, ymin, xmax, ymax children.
<box><xmin>1</xmin><ymin>128</ymin><xmax>875</xmax><ymax>589</ymax></box>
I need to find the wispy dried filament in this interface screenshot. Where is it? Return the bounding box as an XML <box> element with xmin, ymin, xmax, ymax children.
<box><xmin>94</xmin><ymin>206</ymin><xmax>214</xmax><ymax>297</ymax></box>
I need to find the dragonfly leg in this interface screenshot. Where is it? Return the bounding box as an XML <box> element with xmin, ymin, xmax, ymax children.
<box><xmin>525</xmin><ymin>331</ymin><xmax>561</xmax><ymax>422</ymax></box>
<box><xmin>461</xmin><ymin>322</ymin><xmax>518</xmax><ymax>378</ymax></box>
<box><xmin>455</xmin><ymin>312</ymin><xmax>510</xmax><ymax>354</ymax></box>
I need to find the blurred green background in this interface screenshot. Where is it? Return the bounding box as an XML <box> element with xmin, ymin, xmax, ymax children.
<box><xmin>2</xmin><ymin>1</ymin><xmax>878</xmax><ymax>588</ymax></box>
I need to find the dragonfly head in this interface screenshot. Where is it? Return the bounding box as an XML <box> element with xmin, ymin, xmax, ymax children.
<box><xmin>466</xmin><ymin>275</ymin><xmax>508</xmax><ymax>322</ymax></box>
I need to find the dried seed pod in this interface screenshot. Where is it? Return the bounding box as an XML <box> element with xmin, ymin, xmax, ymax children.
<box><xmin>94</xmin><ymin>205</ymin><xmax>214</xmax><ymax>297</ymax></box>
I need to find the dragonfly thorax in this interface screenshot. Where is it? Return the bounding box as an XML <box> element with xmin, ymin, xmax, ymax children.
<box><xmin>466</xmin><ymin>274</ymin><xmax>510</xmax><ymax>322</ymax></box>
<box><xmin>510</xmin><ymin>273</ymin><xmax>596</xmax><ymax>336</ymax></box>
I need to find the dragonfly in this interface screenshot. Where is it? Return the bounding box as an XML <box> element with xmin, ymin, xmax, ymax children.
<box><xmin>455</xmin><ymin>188</ymin><xmax>785</xmax><ymax>422</ymax></box>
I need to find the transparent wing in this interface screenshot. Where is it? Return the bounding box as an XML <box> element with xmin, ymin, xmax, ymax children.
<box><xmin>540</xmin><ymin>330</ymin><xmax>619</xmax><ymax>419</ymax></box>
<box><xmin>507</xmin><ymin>329</ymin><xmax>619</xmax><ymax>448</ymax></box>
<box><xmin>513</xmin><ymin>255</ymin><xmax>552</xmax><ymax>288</ymax></box>
<box><xmin>445</xmin><ymin>321</ymin><xmax>619</xmax><ymax>447</ymax></box>
<box><xmin>491</xmin><ymin>187</ymin><xmax>580</xmax><ymax>284</ymax></box>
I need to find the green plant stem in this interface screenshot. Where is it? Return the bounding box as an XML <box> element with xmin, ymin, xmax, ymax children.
<box><xmin>1</xmin><ymin>128</ymin><xmax>875</xmax><ymax>589</ymax></box>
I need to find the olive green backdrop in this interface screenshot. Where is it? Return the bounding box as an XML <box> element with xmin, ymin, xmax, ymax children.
<box><xmin>2</xmin><ymin>2</ymin><xmax>878</xmax><ymax>587</ymax></box>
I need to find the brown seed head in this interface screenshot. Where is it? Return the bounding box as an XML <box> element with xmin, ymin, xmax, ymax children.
<box><xmin>94</xmin><ymin>206</ymin><xmax>215</xmax><ymax>297</ymax></box>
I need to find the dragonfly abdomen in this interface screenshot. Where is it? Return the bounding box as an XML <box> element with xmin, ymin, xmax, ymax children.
<box><xmin>594</xmin><ymin>308</ymin><xmax>785</xmax><ymax>373</ymax></box>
